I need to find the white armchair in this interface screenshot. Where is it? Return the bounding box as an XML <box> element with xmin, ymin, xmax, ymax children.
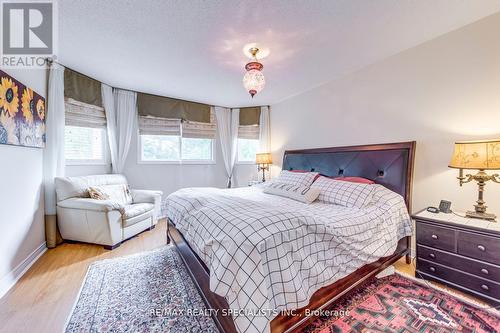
<box><xmin>55</xmin><ymin>174</ymin><xmax>162</xmax><ymax>249</ymax></box>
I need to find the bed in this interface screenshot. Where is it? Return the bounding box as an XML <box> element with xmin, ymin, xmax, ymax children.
<box><xmin>166</xmin><ymin>141</ymin><xmax>416</xmax><ymax>333</ymax></box>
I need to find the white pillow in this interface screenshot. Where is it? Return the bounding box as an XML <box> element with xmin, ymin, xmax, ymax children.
<box><xmin>273</xmin><ymin>170</ymin><xmax>319</xmax><ymax>187</ymax></box>
<box><xmin>88</xmin><ymin>184</ymin><xmax>132</xmax><ymax>205</ymax></box>
<box><xmin>264</xmin><ymin>182</ymin><xmax>320</xmax><ymax>204</ymax></box>
<box><xmin>312</xmin><ymin>176</ymin><xmax>375</xmax><ymax>208</ymax></box>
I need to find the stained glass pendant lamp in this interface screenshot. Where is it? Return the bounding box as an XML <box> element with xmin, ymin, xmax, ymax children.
<box><xmin>243</xmin><ymin>47</ymin><xmax>265</xmax><ymax>98</ymax></box>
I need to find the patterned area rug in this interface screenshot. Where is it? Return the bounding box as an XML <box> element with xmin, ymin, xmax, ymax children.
<box><xmin>304</xmin><ymin>274</ymin><xmax>500</xmax><ymax>333</ymax></box>
<box><xmin>65</xmin><ymin>246</ymin><xmax>218</xmax><ymax>333</ymax></box>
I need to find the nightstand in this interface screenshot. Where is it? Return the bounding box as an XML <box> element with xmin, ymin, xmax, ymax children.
<box><xmin>413</xmin><ymin>209</ymin><xmax>500</xmax><ymax>306</ymax></box>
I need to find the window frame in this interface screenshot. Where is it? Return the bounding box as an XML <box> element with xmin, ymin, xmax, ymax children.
<box><xmin>236</xmin><ymin>138</ymin><xmax>259</xmax><ymax>165</ymax></box>
<box><xmin>64</xmin><ymin>125</ymin><xmax>109</xmax><ymax>166</ymax></box>
<box><xmin>137</xmin><ymin>132</ymin><xmax>216</xmax><ymax>165</ymax></box>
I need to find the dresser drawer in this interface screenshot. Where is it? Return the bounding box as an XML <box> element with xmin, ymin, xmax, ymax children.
<box><xmin>417</xmin><ymin>245</ymin><xmax>500</xmax><ymax>282</ymax></box>
<box><xmin>457</xmin><ymin>231</ymin><xmax>500</xmax><ymax>265</ymax></box>
<box><xmin>416</xmin><ymin>221</ymin><xmax>455</xmax><ymax>252</ymax></box>
<box><xmin>417</xmin><ymin>259</ymin><xmax>500</xmax><ymax>300</ymax></box>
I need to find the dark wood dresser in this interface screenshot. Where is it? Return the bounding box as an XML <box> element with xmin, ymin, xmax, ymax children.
<box><xmin>413</xmin><ymin>209</ymin><xmax>500</xmax><ymax>306</ymax></box>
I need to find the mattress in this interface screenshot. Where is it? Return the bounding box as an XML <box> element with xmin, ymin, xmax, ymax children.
<box><xmin>166</xmin><ymin>184</ymin><xmax>412</xmax><ymax>333</ymax></box>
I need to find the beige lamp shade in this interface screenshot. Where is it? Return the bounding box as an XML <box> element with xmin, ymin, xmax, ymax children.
<box><xmin>449</xmin><ymin>140</ymin><xmax>500</xmax><ymax>170</ymax></box>
<box><xmin>256</xmin><ymin>153</ymin><xmax>272</xmax><ymax>165</ymax></box>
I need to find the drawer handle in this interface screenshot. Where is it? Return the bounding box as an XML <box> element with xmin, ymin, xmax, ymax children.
<box><xmin>481</xmin><ymin>284</ymin><xmax>489</xmax><ymax>291</ymax></box>
<box><xmin>429</xmin><ymin>266</ymin><xmax>436</xmax><ymax>272</ymax></box>
<box><xmin>431</xmin><ymin>234</ymin><xmax>439</xmax><ymax>239</ymax></box>
<box><xmin>481</xmin><ymin>268</ymin><xmax>489</xmax><ymax>275</ymax></box>
<box><xmin>477</xmin><ymin>245</ymin><xmax>486</xmax><ymax>252</ymax></box>
<box><xmin>429</xmin><ymin>253</ymin><xmax>436</xmax><ymax>259</ymax></box>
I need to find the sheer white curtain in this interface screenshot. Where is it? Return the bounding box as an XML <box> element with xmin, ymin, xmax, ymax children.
<box><xmin>43</xmin><ymin>63</ymin><xmax>65</xmax><ymax>248</ymax></box>
<box><xmin>215</xmin><ymin>107</ymin><xmax>239</xmax><ymax>188</ymax></box>
<box><xmin>101</xmin><ymin>84</ymin><xmax>119</xmax><ymax>173</ymax></box>
<box><xmin>113</xmin><ymin>89</ymin><xmax>137</xmax><ymax>173</ymax></box>
<box><xmin>259</xmin><ymin>106</ymin><xmax>270</xmax><ymax>152</ymax></box>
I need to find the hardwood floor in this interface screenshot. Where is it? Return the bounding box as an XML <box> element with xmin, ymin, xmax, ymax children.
<box><xmin>0</xmin><ymin>219</ymin><xmax>168</xmax><ymax>333</ymax></box>
<box><xmin>0</xmin><ymin>222</ymin><xmax>484</xmax><ymax>333</ymax></box>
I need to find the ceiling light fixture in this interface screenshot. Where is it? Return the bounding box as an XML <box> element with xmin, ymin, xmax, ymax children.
<box><xmin>242</xmin><ymin>47</ymin><xmax>265</xmax><ymax>98</ymax></box>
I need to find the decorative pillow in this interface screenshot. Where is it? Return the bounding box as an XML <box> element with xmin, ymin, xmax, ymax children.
<box><xmin>273</xmin><ymin>170</ymin><xmax>319</xmax><ymax>187</ymax></box>
<box><xmin>88</xmin><ymin>187</ymin><xmax>110</xmax><ymax>200</ymax></box>
<box><xmin>87</xmin><ymin>184</ymin><xmax>132</xmax><ymax>205</ymax></box>
<box><xmin>334</xmin><ymin>176</ymin><xmax>375</xmax><ymax>184</ymax></box>
<box><xmin>312</xmin><ymin>176</ymin><xmax>375</xmax><ymax>208</ymax></box>
<box><xmin>264</xmin><ymin>182</ymin><xmax>320</xmax><ymax>204</ymax></box>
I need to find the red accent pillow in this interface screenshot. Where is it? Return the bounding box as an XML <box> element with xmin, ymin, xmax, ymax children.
<box><xmin>335</xmin><ymin>176</ymin><xmax>375</xmax><ymax>184</ymax></box>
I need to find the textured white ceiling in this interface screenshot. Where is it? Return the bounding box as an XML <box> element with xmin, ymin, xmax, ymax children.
<box><xmin>58</xmin><ymin>0</ymin><xmax>500</xmax><ymax>107</ymax></box>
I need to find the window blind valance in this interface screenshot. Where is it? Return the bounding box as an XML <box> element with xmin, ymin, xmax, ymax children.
<box><xmin>138</xmin><ymin>116</ymin><xmax>181</xmax><ymax>136</ymax></box>
<box><xmin>137</xmin><ymin>93</ymin><xmax>211</xmax><ymax>123</ymax></box>
<box><xmin>64</xmin><ymin>69</ymin><xmax>102</xmax><ymax>107</ymax></box>
<box><xmin>65</xmin><ymin>98</ymin><xmax>106</xmax><ymax>128</ymax></box>
<box><xmin>182</xmin><ymin>108</ymin><xmax>216</xmax><ymax>139</ymax></box>
<box><xmin>239</xmin><ymin>106</ymin><xmax>261</xmax><ymax>126</ymax></box>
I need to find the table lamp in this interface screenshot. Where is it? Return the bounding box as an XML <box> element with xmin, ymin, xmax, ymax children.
<box><xmin>449</xmin><ymin>140</ymin><xmax>500</xmax><ymax>221</ymax></box>
<box><xmin>256</xmin><ymin>153</ymin><xmax>272</xmax><ymax>182</ymax></box>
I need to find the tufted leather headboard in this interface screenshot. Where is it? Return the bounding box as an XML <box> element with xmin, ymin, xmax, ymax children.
<box><xmin>282</xmin><ymin>141</ymin><xmax>416</xmax><ymax>211</ymax></box>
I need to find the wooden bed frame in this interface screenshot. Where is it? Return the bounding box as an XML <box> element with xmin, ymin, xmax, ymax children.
<box><xmin>167</xmin><ymin>141</ymin><xmax>416</xmax><ymax>333</ymax></box>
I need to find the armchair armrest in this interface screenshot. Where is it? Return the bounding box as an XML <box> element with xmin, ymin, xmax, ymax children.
<box><xmin>131</xmin><ymin>189</ymin><xmax>163</xmax><ymax>204</ymax></box>
<box><xmin>58</xmin><ymin>198</ymin><xmax>124</xmax><ymax>213</ymax></box>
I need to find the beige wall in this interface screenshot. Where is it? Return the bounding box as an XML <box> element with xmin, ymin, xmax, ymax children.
<box><xmin>271</xmin><ymin>13</ymin><xmax>500</xmax><ymax>215</ymax></box>
<box><xmin>0</xmin><ymin>68</ymin><xmax>47</xmax><ymax>297</ymax></box>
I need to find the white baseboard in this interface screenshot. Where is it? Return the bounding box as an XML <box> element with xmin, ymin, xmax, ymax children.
<box><xmin>0</xmin><ymin>242</ymin><xmax>47</xmax><ymax>299</ymax></box>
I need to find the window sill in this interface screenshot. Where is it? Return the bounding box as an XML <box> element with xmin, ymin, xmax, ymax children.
<box><xmin>66</xmin><ymin>160</ymin><xmax>109</xmax><ymax>166</ymax></box>
<box><xmin>137</xmin><ymin>160</ymin><xmax>216</xmax><ymax>165</ymax></box>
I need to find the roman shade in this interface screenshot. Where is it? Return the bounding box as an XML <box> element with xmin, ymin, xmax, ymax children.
<box><xmin>138</xmin><ymin>116</ymin><xmax>181</xmax><ymax>136</ymax></box>
<box><xmin>137</xmin><ymin>93</ymin><xmax>211</xmax><ymax>123</ymax></box>
<box><xmin>182</xmin><ymin>107</ymin><xmax>216</xmax><ymax>139</ymax></box>
<box><xmin>65</xmin><ymin>98</ymin><xmax>106</xmax><ymax>128</ymax></box>
<box><xmin>239</xmin><ymin>106</ymin><xmax>261</xmax><ymax>125</ymax></box>
<box><xmin>64</xmin><ymin>69</ymin><xmax>102</xmax><ymax>107</ymax></box>
<box><xmin>238</xmin><ymin>124</ymin><xmax>260</xmax><ymax>140</ymax></box>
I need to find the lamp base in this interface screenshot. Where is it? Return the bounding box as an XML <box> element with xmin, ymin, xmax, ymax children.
<box><xmin>466</xmin><ymin>210</ymin><xmax>497</xmax><ymax>221</ymax></box>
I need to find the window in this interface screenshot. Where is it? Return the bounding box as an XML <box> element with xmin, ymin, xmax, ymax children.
<box><xmin>237</xmin><ymin>138</ymin><xmax>259</xmax><ymax>163</ymax></box>
<box><xmin>138</xmin><ymin>114</ymin><xmax>215</xmax><ymax>163</ymax></box>
<box><xmin>181</xmin><ymin>137</ymin><xmax>213</xmax><ymax>161</ymax></box>
<box><xmin>65</xmin><ymin>126</ymin><xmax>107</xmax><ymax>164</ymax></box>
<box><xmin>64</xmin><ymin>98</ymin><xmax>107</xmax><ymax>165</ymax></box>
<box><xmin>140</xmin><ymin>135</ymin><xmax>180</xmax><ymax>161</ymax></box>
<box><xmin>139</xmin><ymin>135</ymin><xmax>214</xmax><ymax>163</ymax></box>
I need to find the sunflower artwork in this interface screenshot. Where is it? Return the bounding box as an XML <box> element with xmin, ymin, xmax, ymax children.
<box><xmin>0</xmin><ymin>70</ymin><xmax>46</xmax><ymax>148</ymax></box>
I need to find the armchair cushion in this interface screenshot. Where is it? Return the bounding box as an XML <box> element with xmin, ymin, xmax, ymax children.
<box><xmin>57</xmin><ymin>198</ymin><xmax>125</xmax><ymax>213</ymax></box>
<box><xmin>122</xmin><ymin>203</ymin><xmax>154</xmax><ymax>220</ymax></box>
<box><xmin>131</xmin><ymin>189</ymin><xmax>162</xmax><ymax>204</ymax></box>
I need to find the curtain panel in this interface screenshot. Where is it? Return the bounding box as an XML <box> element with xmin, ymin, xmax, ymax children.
<box><xmin>137</xmin><ymin>92</ymin><xmax>211</xmax><ymax>123</ymax></box>
<box><xmin>215</xmin><ymin>107</ymin><xmax>239</xmax><ymax>187</ymax></box>
<box><xmin>44</xmin><ymin>63</ymin><xmax>66</xmax><ymax>248</ymax></box>
<box><xmin>259</xmin><ymin>106</ymin><xmax>270</xmax><ymax>152</ymax></box>
<box><xmin>113</xmin><ymin>89</ymin><xmax>137</xmax><ymax>173</ymax></box>
<box><xmin>101</xmin><ymin>84</ymin><xmax>118</xmax><ymax>173</ymax></box>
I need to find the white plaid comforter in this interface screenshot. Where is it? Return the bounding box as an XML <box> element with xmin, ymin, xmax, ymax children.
<box><xmin>166</xmin><ymin>184</ymin><xmax>412</xmax><ymax>333</ymax></box>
